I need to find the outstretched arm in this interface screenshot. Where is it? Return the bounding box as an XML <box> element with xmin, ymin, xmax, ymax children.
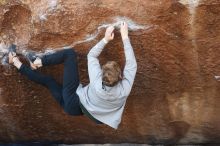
<box><xmin>121</xmin><ymin>22</ymin><xmax>137</xmax><ymax>96</ymax></box>
<box><xmin>87</xmin><ymin>26</ymin><xmax>115</xmax><ymax>83</ymax></box>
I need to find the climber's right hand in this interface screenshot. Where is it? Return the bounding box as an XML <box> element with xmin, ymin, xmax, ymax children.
<box><xmin>120</xmin><ymin>21</ymin><xmax>129</xmax><ymax>40</ymax></box>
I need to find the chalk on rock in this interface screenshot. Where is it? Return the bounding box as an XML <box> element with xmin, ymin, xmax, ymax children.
<box><xmin>48</xmin><ymin>0</ymin><xmax>58</xmax><ymax>10</ymax></box>
<box><xmin>114</xmin><ymin>16</ymin><xmax>147</xmax><ymax>31</ymax></box>
<box><xmin>39</xmin><ymin>14</ymin><xmax>47</xmax><ymax>21</ymax></box>
<box><xmin>215</xmin><ymin>76</ymin><xmax>220</xmax><ymax>81</ymax></box>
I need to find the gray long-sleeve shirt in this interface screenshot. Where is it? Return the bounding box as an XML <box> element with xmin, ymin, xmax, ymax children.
<box><xmin>76</xmin><ymin>38</ymin><xmax>137</xmax><ymax>129</ymax></box>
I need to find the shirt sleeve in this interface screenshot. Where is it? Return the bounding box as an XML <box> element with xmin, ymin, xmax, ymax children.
<box><xmin>121</xmin><ymin>38</ymin><xmax>137</xmax><ymax>97</ymax></box>
<box><xmin>87</xmin><ymin>38</ymin><xmax>108</xmax><ymax>83</ymax></box>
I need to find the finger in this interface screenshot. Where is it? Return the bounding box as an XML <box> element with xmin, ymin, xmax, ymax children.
<box><xmin>9</xmin><ymin>52</ymin><xmax>15</xmax><ymax>57</ymax></box>
<box><xmin>111</xmin><ymin>33</ymin><xmax>114</xmax><ymax>39</ymax></box>
<box><xmin>112</xmin><ymin>26</ymin><xmax>115</xmax><ymax>31</ymax></box>
<box><xmin>106</xmin><ymin>26</ymin><xmax>110</xmax><ymax>32</ymax></box>
<box><xmin>109</xmin><ymin>26</ymin><xmax>114</xmax><ymax>32</ymax></box>
<box><xmin>107</xmin><ymin>26</ymin><xmax>111</xmax><ymax>30</ymax></box>
<box><xmin>12</xmin><ymin>52</ymin><xmax>16</xmax><ymax>57</ymax></box>
<box><xmin>9</xmin><ymin>53</ymin><xmax>12</xmax><ymax>59</ymax></box>
<box><xmin>120</xmin><ymin>22</ymin><xmax>123</xmax><ymax>28</ymax></box>
<box><xmin>30</xmin><ymin>62</ymin><xmax>37</xmax><ymax>70</ymax></box>
<box><xmin>108</xmin><ymin>25</ymin><xmax>113</xmax><ymax>29</ymax></box>
<box><xmin>123</xmin><ymin>22</ymin><xmax>127</xmax><ymax>27</ymax></box>
<box><xmin>125</xmin><ymin>22</ymin><xmax>128</xmax><ymax>27</ymax></box>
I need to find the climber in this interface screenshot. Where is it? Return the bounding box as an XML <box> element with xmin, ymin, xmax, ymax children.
<box><xmin>7</xmin><ymin>22</ymin><xmax>137</xmax><ymax>129</ymax></box>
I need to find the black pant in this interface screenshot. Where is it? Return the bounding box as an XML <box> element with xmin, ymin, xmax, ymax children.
<box><xmin>19</xmin><ymin>49</ymin><xmax>83</xmax><ymax>116</ymax></box>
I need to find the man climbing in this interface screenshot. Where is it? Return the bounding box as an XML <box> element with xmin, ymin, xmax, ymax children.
<box><xmin>7</xmin><ymin>22</ymin><xmax>137</xmax><ymax>129</ymax></box>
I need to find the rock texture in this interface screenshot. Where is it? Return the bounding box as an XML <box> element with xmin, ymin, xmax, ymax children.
<box><xmin>0</xmin><ymin>0</ymin><xmax>220</xmax><ymax>144</ymax></box>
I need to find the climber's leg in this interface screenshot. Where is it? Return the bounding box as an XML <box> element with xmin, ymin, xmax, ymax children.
<box><xmin>61</xmin><ymin>49</ymin><xmax>82</xmax><ymax>116</ymax></box>
<box><xmin>41</xmin><ymin>48</ymin><xmax>76</xmax><ymax>66</ymax></box>
<box><xmin>30</xmin><ymin>48</ymin><xmax>78</xmax><ymax>69</ymax></box>
<box><xmin>19</xmin><ymin>64</ymin><xmax>64</xmax><ymax>106</ymax></box>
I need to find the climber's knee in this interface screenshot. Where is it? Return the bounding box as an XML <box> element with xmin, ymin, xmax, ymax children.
<box><xmin>63</xmin><ymin>102</ymin><xmax>82</xmax><ymax>116</ymax></box>
<box><xmin>64</xmin><ymin>48</ymin><xmax>76</xmax><ymax>56</ymax></box>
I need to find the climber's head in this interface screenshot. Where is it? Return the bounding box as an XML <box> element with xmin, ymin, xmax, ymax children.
<box><xmin>102</xmin><ymin>61</ymin><xmax>122</xmax><ymax>87</ymax></box>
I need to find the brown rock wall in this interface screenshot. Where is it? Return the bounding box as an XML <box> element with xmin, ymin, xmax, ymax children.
<box><xmin>0</xmin><ymin>0</ymin><xmax>219</xmax><ymax>144</ymax></box>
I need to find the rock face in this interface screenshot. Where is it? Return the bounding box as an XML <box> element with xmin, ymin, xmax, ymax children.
<box><xmin>0</xmin><ymin>0</ymin><xmax>220</xmax><ymax>144</ymax></box>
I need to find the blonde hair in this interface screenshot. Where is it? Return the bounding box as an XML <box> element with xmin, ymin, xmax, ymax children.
<box><xmin>102</xmin><ymin>61</ymin><xmax>122</xmax><ymax>87</ymax></box>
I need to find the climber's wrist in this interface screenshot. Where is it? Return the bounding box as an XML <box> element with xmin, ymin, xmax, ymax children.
<box><xmin>103</xmin><ymin>38</ymin><xmax>109</xmax><ymax>44</ymax></box>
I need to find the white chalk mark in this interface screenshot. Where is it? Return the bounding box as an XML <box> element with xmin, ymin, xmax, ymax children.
<box><xmin>100</xmin><ymin>16</ymin><xmax>148</xmax><ymax>31</ymax></box>
<box><xmin>21</xmin><ymin>49</ymin><xmax>56</xmax><ymax>59</ymax></box>
<box><xmin>188</xmin><ymin>0</ymin><xmax>200</xmax><ymax>39</ymax></box>
<box><xmin>0</xmin><ymin>16</ymin><xmax>176</xmax><ymax>65</ymax></box>
<box><xmin>115</xmin><ymin>17</ymin><xmax>147</xmax><ymax>30</ymax></box>
<box><xmin>179</xmin><ymin>0</ymin><xmax>200</xmax><ymax>6</ymax></box>
<box><xmin>39</xmin><ymin>14</ymin><xmax>47</xmax><ymax>21</ymax></box>
<box><xmin>48</xmin><ymin>0</ymin><xmax>58</xmax><ymax>10</ymax></box>
<box><xmin>0</xmin><ymin>42</ymin><xmax>10</xmax><ymax>65</ymax></box>
<box><xmin>179</xmin><ymin>1</ymin><xmax>202</xmax><ymax>83</ymax></box>
<box><xmin>179</xmin><ymin>0</ymin><xmax>200</xmax><ymax>49</ymax></box>
<box><xmin>68</xmin><ymin>16</ymin><xmax>152</xmax><ymax>47</ymax></box>
<box><xmin>68</xmin><ymin>16</ymin><xmax>180</xmax><ymax>48</ymax></box>
<box><xmin>214</xmin><ymin>76</ymin><xmax>220</xmax><ymax>81</ymax></box>
<box><xmin>39</xmin><ymin>0</ymin><xmax>58</xmax><ymax>21</ymax></box>
<box><xmin>0</xmin><ymin>41</ymin><xmax>9</xmax><ymax>54</ymax></box>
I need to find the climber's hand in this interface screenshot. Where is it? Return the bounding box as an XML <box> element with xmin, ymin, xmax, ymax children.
<box><xmin>104</xmin><ymin>26</ymin><xmax>115</xmax><ymax>42</ymax></box>
<box><xmin>120</xmin><ymin>21</ymin><xmax>129</xmax><ymax>40</ymax></box>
